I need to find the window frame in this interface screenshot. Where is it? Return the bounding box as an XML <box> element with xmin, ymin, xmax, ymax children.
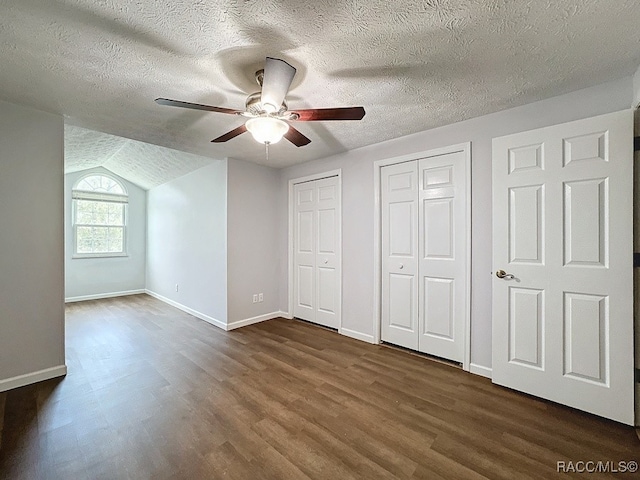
<box><xmin>71</xmin><ymin>173</ymin><xmax>129</xmax><ymax>259</ymax></box>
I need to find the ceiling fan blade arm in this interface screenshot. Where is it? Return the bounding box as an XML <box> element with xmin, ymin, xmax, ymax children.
<box><xmin>291</xmin><ymin>106</ymin><xmax>366</xmax><ymax>121</ymax></box>
<box><xmin>284</xmin><ymin>126</ymin><xmax>311</xmax><ymax>147</ymax></box>
<box><xmin>261</xmin><ymin>57</ymin><xmax>296</xmax><ymax>112</ymax></box>
<box><xmin>211</xmin><ymin>124</ymin><xmax>248</xmax><ymax>143</ymax></box>
<box><xmin>155</xmin><ymin>98</ymin><xmax>242</xmax><ymax>115</ymax></box>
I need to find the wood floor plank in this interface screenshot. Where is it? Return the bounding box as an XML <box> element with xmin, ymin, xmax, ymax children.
<box><xmin>1</xmin><ymin>294</ymin><xmax>638</xmax><ymax>479</ymax></box>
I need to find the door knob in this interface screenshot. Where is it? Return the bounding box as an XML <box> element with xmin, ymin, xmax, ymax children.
<box><xmin>399</xmin><ymin>263</ymin><xmax>404</xmax><ymax>269</ymax></box>
<box><xmin>496</xmin><ymin>269</ymin><xmax>514</xmax><ymax>279</ymax></box>
<box><xmin>324</xmin><ymin>259</ymin><xmax>328</xmax><ymax>264</ymax></box>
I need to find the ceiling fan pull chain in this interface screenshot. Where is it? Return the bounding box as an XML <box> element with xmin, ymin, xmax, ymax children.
<box><xmin>265</xmin><ymin>141</ymin><xmax>269</xmax><ymax>162</ymax></box>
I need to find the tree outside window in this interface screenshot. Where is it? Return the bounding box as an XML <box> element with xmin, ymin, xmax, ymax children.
<box><xmin>72</xmin><ymin>174</ymin><xmax>128</xmax><ymax>257</ymax></box>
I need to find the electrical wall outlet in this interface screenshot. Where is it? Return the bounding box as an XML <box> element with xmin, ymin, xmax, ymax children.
<box><xmin>252</xmin><ymin>294</ymin><xmax>258</xmax><ymax>303</ymax></box>
<box><xmin>258</xmin><ymin>293</ymin><xmax>264</xmax><ymax>302</ymax></box>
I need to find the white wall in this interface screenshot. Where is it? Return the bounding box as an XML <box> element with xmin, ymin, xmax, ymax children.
<box><xmin>0</xmin><ymin>99</ymin><xmax>66</xmax><ymax>389</ymax></box>
<box><xmin>278</xmin><ymin>76</ymin><xmax>634</xmax><ymax>370</ymax></box>
<box><xmin>146</xmin><ymin>160</ymin><xmax>228</xmax><ymax>325</ymax></box>
<box><xmin>227</xmin><ymin>158</ymin><xmax>281</xmax><ymax>326</ymax></box>
<box><xmin>64</xmin><ymin>167</ymin><xmax>146</xmax><ymax>300</ymax></box>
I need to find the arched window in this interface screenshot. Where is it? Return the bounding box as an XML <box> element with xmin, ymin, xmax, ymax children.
<box><xmin>72</xmin><ymin>174</ymin><xmax>128</xmax><ymax>257</ymax></box>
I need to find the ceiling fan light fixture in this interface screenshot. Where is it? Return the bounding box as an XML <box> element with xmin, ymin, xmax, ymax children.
<box><xmin>245</xmin><ymin>117</ymin><xmax>289</xmax><ymax>144</ymax></box>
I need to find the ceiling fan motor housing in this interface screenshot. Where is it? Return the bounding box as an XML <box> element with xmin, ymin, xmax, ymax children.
<box><xmin>245</xmin><ymin>92</ymin><xmax>288</xmax><ymax>117</ymax></box>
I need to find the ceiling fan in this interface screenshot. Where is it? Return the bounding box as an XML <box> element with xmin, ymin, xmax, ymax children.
<box><xmin>155</xmin><ymin>57</ymin><xmax>366</xmax><ymax>147</ymax></box>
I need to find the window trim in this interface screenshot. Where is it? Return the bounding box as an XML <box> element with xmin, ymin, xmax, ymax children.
<box><xmin>71</xmin><ymin>173</ymin><xmax>129</xmax><ymax>259</ymax></box>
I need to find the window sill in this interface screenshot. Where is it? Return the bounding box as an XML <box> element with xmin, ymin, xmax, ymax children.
<box><xmin>72</xmin><ymin>253</ymin><xmax>129</xmax><ymax>259</ymax></box>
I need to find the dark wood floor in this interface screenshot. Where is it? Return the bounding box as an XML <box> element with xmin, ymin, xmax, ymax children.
<box><xmin>0</xmin><ymin>295</ymin><xmax>638</xmax><ymax>479</ymax></box>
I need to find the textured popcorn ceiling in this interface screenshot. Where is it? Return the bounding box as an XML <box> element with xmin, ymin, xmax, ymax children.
<box><xmin>64</xmin><ymin>125</ymin><xmax>214</xmax><ymax>189</ymax></box>
<box><xmin>2</xmin><ymin>1</ymin><xmax>640</xmax><ymax>183</ymax></box>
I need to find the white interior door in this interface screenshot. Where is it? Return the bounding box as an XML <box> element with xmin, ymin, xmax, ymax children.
<box><xmin>293</xmin><ymin>181</ymin><xmax>316</xmax><ymax>323</ymax></box>
<box><xmin>381</xmin><ymin>161</ymin><xmax>419</xmax><ymax>349</ymax></box>
<box><xmin>293</xmin><ymin>176</ymin><xmax>341</xmax><ymax>329</ymax></box>
<box><xmin>492</xmin><ymin>110</ymin><xmax>634</xmax><ymax>425</ymax></box>
<box><xmin>315</xmin><ymin>176</ymin><xmax>340</xmax><ymax>328</ymax></box>
<box><xmin>418</xmin><ymin>152</ymin><xmax>467</xmax><ymax>362</ymax></box>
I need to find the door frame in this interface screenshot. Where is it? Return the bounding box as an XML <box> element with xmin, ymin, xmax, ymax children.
<box><xmin>288</xmin><ymin>169</ymin><xmax>342</xmax><ymax>331</ymax></box>
<box><xmin>373</xmin><ymin>143</ymin><xmax>471</xmax><ymax>371</ymax></box>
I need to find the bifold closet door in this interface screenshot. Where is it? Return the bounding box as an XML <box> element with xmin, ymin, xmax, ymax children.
<box><xmin>293</xmin><ymin>176</ymin><xmax>341</xmax><ymax>329</ymax></box>
<box><xmin>381</xmin><ymin>161</ymin><xmax>419</xmax><ymax>349</ymax></box>
<box><xmin>381</xmin><ymin>151</ymin><xmax>468</xmax><ymax>363</ymax></box>
<box><xmin>417</xmin><ymin>152</ymin><xmax>467</xmax><ymax>363</ymax></box>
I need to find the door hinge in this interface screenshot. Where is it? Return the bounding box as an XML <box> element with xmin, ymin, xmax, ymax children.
<box><xmin>634</xmin><ymin>136</ymin><xmax>640</xmax><ymax>152</ymax></box>
<box><xmin>634</xmin><ymin>253</ymin><xmax>640</xmax><ymax>268</ymax></box>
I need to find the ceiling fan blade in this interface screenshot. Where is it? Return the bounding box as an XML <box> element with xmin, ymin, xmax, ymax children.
<box><xmin>155</xmin><ymin>98</ymin><xmax>242</xmax><ymax>115</ymax></box>
<box><xmin>283</xmin><ymin>125</ymin><xmax>311</xmax><ymax>147</ymax></box>
<box><xmin>290</xmin><ymin>106</ymin><xmax>366</xmax><ymax>121</ymax></box>
<box><xmin>261</xmin><ymin>57</ymin><xmax>296</xmax><ymax>112</ymax></box>
<box><xmin>211</xmin><ymin>124</ymin><xmax>247</xmax><ymax>143</ymax></box>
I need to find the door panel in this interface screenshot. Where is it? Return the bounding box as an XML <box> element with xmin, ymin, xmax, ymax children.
<box><xmin>318</xmin><ymin>209</ymin><xmax>336</xmax><ymax>254</ymax></box>
<box><xmin>418</xmin><ymin>151</ymin><xmax>467</xmax><ymax>362</ymax></box>
<box><xmin>423</xmin><ymin>277</ymin><xmax>454</xmax><ymax>339</ymax></box>
<box><xmin>388</xmin><ymin>274</ymin><xmax>416</xmax><ymax>331</ymax></box>
<box><xmin>381</xmin><ymin>162</ymin><xmax>419</xmax><ymax>350</ymax></box>
<box><xmin>297</xmin><ymin>265</ymin><xmax>314</xmax><ymax>309</ymax></box>
<box><xmin>314</xmin><ymin>176</ymin><xmax>340</xmax><ymax>328</ymax></box>
<box><xmin>423</xmin><ymin>199</ymin><xmax>453</xmax><ymax>259</ymax></box>
<box><xmin>293</xmin><ymin>181</ymin><xmax>316</xmax><ymax>322</ymax></box>
<box><xmin>492</xmin><ymin>109</ymin><xmax>633</xmax><ymax>425</ymax></box>
<box><xmin>508</xmin><ymin>287</ymin><xmax>544</xmax><ymax>369</ymax></box>
<box><xmin>563</xmin><ymin>292</ymin><xmax>607</xmax><ymax>384</ymax></box>
<box><xmin>317</xmin><ymin>266</ymin><xmax>336</xmax><ymax>314</ymax></box>
<box><xmin>509</xmin><ymin>185</ymin><xmax>544</xmax><ymax>264</ymax></box>
<box><xmin>563</xmin><ymin>179</ymin><xmax>607</xmax><ymax>266</ymax></box>
<box><xmin>389</xmin><ymin>202</ymin><xmax>415</xmax><ymax>255</ymax></box>
<box><xmin>297</xmin><ymin>211</ymin><xmax>314</xmax><ymax>253</ymax></box>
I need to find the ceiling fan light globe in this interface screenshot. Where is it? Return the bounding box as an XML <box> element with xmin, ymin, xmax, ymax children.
<box><xmin>246</xmin><ymin>117</ymin><xmax>289</xmax><ymax>144</ymax></box>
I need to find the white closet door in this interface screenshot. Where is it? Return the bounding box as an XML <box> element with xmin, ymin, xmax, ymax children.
<box><xmin>293</xmin><ymin>176</ymin><xmax>341</xmax><ymax>329</ymax></box>
<box><xmin>418</xmin><ymin>151</ymin><xmax>467</xmax><ymax>362</ymax></box>
<box><xmin>381</xmin><ymin>161</ymin><xmax>419</xmax><ymax>350</ymax></box>
<box><xmin>293</xmin><ymin>181</ymin><xmax>317</xmax><ymax>322</ymax></box>
<box><xmin>492</xmin><ymin>110</ymin><xmax>634</xmax><ymax>425</ymax></box>
<box><xmin>315</xmin><ymin>176</ymin><xmax>340</xmax><ymax>329</ymax></box>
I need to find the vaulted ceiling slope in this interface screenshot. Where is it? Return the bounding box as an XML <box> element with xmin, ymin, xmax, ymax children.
<box><xmin>2</xmin><ymin>1</ymin><xmax>640</xmax><ymax>168</ymax></box>
<box><xmin>65</xmin><ymin>125</ymin><xmax>215</xmax><ymax>190</ymax></box>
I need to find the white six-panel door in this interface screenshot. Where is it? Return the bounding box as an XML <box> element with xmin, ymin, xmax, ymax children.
<box><xmin>418</xmin><ymin>152</ymin><xmax>467</xmax><ymax>362</ymax></box>
<box><xmin>492</xmin><ymin>110</ymin><xmax>634</xmax><ymax>425</ymax></box>
<box><xmin>381</xmin><ymin>161</ymin><xmax>419</xmax><ymax>349</ymax></box>
<box><xmin>381</xmin><ymin>149</ymin><xmax>468</xmax><ymax>363</ymax></box>
<box><xmin>293</xmin><ymin>176</ymin><xmax>341</xmax><ymax>329</ymax></box>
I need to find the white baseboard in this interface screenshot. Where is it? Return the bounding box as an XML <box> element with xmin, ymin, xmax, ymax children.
<box><xmin>145</xmin><ymin>290</ymin><xmax>226</xmax><ymax>331</ymax></box>
<box><xmin>340</xmin><ymin>327</ymin><xmax>376</xmax><ymax>344</ymax></box>
<box><xmin>0</xmin><ymin>365</ymin><xmax>67</xmax><ymax>393</ymax></box>
<box><xmin>227</xmin><ymin>311</ymin><xmax>288</xmax><ymax>331</ymax></box>
<box><xmin>65</xmin><ymin>289</ymin><xmax>145</xmax><ymax>303</ymax></box>
<box><xmin>469</xmin><ymin>363</ymin><xmax>492</xmax><ymax>379</ymax></box>
<box><xmin>279</xmin><ymin>311</ymin><xmax>293</xmax><ymax>320</ymax></box>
